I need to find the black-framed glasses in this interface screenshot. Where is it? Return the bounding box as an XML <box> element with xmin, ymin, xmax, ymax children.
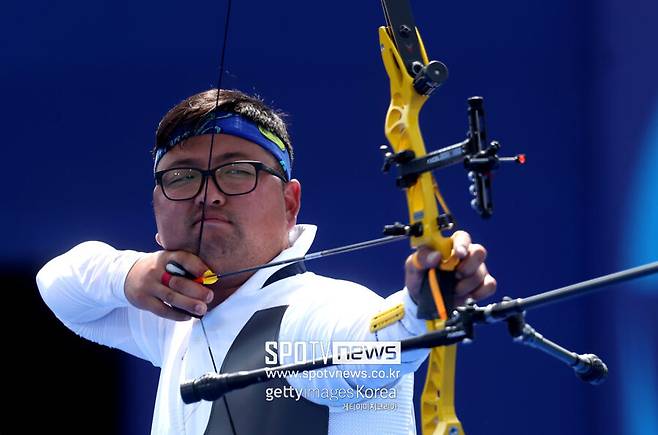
<box><xmin>154</xmin><ymin>160</ymin><xmax>287</xmax><ymax>201</ymax></box>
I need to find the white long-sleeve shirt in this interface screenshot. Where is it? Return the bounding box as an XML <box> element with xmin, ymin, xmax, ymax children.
<box><xmin>37</xmin><ymin>225</ymin><xmax>429</xmax><ymax>434</ymax></box>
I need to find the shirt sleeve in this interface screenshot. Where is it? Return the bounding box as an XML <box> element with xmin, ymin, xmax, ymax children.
<box><xmin>36</xmin><ymin>241</ymin><xmax>171</xmax><ymax>366</ymax></box>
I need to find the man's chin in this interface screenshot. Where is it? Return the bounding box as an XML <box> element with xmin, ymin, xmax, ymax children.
<box><xmin>199</xmin><ymin>244</ymin><xmax>239</xmax><ymax>271</ymax></box>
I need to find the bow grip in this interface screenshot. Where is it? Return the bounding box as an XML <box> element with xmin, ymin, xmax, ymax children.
<box><xmin>416</xmin><ymin>267</ymin><xmax>457</xmax><ymax>321</ymax></box>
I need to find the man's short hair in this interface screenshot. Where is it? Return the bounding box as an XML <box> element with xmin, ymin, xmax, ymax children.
<box><xmin>154</xmin><ymin>89</ymin><xmax>293</xmax><ymax>164</ymax></box>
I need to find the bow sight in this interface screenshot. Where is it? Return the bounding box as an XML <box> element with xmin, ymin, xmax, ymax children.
<box><xmin>380</xmin><ymin>95</ymin><xmax>525</xmax><ymax>222</ymax></box>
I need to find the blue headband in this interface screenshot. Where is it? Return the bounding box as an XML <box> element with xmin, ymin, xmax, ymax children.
<box><xmin>154</xmin><ymin>110</ymin><xmax>291</xmax><ymax>179</ymax></box>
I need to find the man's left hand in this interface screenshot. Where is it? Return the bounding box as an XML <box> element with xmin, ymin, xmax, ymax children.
<box><xmin>404</xmin><ymin>230</ymin><xmax>496</xmax><ymax>307</ymax></box>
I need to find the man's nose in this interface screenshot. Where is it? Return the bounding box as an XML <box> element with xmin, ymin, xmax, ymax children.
<box><xmin>196</xmin><ymin>176</ymin><xmax>226</xmax><ymax>205</ymax></box>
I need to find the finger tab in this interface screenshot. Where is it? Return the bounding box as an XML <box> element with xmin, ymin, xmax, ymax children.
<box><xmin>161</xmin><ymin>271</ymin><xmax>172</xmax><ymax>287</ymax></box>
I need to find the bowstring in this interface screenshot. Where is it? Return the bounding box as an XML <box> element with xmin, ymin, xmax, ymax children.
<box><xmin>194</xmin><ymin>0</ymin><xmax>236</xmax><ymax>433</ymax></box>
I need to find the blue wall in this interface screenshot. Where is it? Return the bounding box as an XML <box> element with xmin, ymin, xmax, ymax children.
<box><xmin>4</xmin><ymin>0</ymin><xmax>657</xmax><ymax>433</ymax></box>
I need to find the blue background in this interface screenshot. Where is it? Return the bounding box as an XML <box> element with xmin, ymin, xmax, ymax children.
<box><xmin>3</xmin><ymin>0</ymin><xmax>657</xmax><ymax>433</ymax></box>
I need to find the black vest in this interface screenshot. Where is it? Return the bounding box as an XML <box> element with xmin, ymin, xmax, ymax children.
<box><xmin>204</xmin><ymin>263</ymin><xmax>329</xmax><ymax>435</ymax></box>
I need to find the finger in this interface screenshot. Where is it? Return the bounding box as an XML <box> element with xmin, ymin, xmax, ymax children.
<box><xmin>404</xmin><ymin>255</ymin><xmax>423</xmax><ymax>294</ymax></box>
<box><xmin>153</xmin><ymin>282</ymin><xmax>208</xmax><ymax>316</ymax></box>
<box><xmin>455</xmin><ymin>244</ymin><xmax>487</xmax><ymax>278</ymax></box>
<box><xmin>166</xmin><ymin>251</ymin><xmax>213</xmax><ymax>280</ymax></box>
<box><xmin>451</xmin><ymin>231</ymin><xmax>472</xmax><ymax>258</ymax></box>
<box><xmin>161</xmin><ymin>271</ymin><xmax>173</xmax><ymax>287</ymax></box>
<box><xmin>459</xmin><ymin>275</ymin><xmax>497</xmax><ymax>304</ymax></box>
<box><xmin>141</xmin><ymin>296</ymin><xmax>193</xmax><ymax>321</ymax></box>
<box><xmin>407</xmin><ymin>247</ymin><xmax>442</xmax><ymax>271</ymax></box>
<box><xmin>167</xmin><ymin>275</ymin><xmax>214</xmax><ymax>304</ymax></box>
<box><xmin>403</xmin><ymin>251</ymin><xmax>429</xmax><ymax>297</ymax></box>
<box><xmin>404</xmin><ymin>248</ymin><xmax>440</xmax><ymax>289</ymax></box>
<box><xmin>454</xmin><ymin>263</ymin><xmax>489</xmax><ymax>297</ymax></box>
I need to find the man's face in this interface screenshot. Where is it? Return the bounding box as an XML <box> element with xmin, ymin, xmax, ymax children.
<box><xmin>153</xmin><ymin>134</ymin><xmax>301</xmax><ymax>280</ymax></box>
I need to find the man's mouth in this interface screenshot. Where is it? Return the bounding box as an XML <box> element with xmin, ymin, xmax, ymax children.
<box><xmin>194</xmin><ymin>215</ymin><xmax>232</xmax><ymax>226</ymax></box>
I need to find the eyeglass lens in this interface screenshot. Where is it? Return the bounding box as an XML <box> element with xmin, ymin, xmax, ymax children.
<box><xmin>161</xmin><ymin>162</ymin><xmax>259</xmax><ymax>199</ymax></box>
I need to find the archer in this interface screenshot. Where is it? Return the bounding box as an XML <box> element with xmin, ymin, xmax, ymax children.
<box><xmin>36</xmin><ymin>88</ymin><xmax>495</xmax><ymax>434</ymax></box>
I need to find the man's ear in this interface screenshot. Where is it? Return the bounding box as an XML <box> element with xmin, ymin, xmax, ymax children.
<box><xmin>155</xmin><ymin>233</ymin><xmax>163</xmax><ymax>248</ymax></box>
<box><xmin>283</xmin><ymin>179</ymin><xmax>302</xmax><ymax>228</ymax></box>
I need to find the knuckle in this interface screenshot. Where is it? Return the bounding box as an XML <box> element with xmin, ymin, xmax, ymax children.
<box><xmin>405</xmin><ymin>255</ymin><xmax>418</xmax><ymax>271</ymax></box>
<box><xmin>453</xmin><ymin>230</ymin><xmax>471</xmax><ymax>243</ymax></box>
<box><xmin>163</xmin><ymin>290</ymin><xmax>176</xmax><ymax>304</ymax></box>
<box><xmin>457</xmin><ymin>261</ymin><xmax>476</xmax><ymax>277</ymax></box>
<box><xmin>141</xmin><ymin>256</ymin><xmax>156</xmax><ymax>273</ymax></box>
<box><xmin>471</xmin><ymin>244</ymin><xmax>487</xmax><ymax>260</ymax></box>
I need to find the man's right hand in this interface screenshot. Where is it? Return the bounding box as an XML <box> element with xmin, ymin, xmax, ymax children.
<box><xmin>125</xmin><ymin>251</ymin><xmax>214</xmax><ymax>321</ymax></box>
